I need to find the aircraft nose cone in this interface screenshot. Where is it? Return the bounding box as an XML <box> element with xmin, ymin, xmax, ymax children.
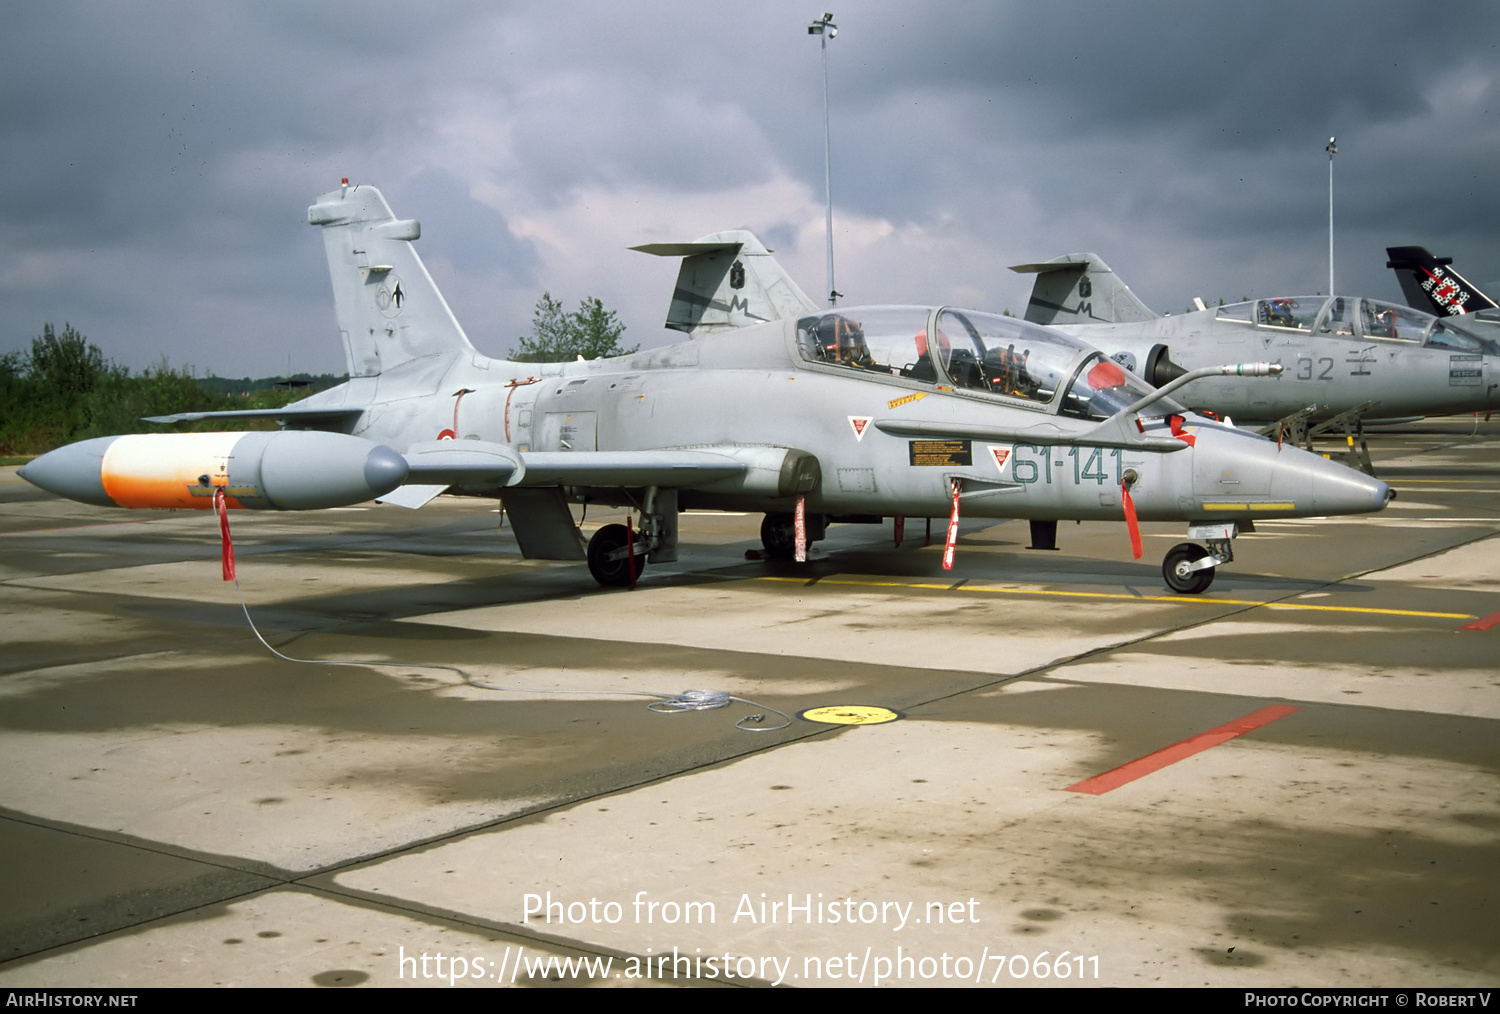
<box><xmin>16</xmin><ymin>437</ymin><xmax>118</xmax><ymax>507</ymax></box>
<box><xmin>1312</xmin><ymin>458</ymin><xmax>1390</xmax><ymax>516</ymax></box>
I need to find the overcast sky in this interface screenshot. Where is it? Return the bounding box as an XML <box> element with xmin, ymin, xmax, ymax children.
<box><xmin>3</xmin><ymin>1</ymin><xmax>1498</xmax><ymax>378</ymax></box>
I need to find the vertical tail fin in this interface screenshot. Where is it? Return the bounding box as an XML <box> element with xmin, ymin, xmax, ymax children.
<box><xmin>631</xmin><ymin>231</ymin><xmax>819</xmax><ymax>335</ymax></box>
<box><xmin>1009</xmin><ymin>253</ymin><xmax>1158</xmax><ymax>325</ymax></box>
<box><xmin>308</xmin><ymin>182</ymin><xmax>475</xmax><ymax>377</ymax></box>
<box><xmin>1385</xmin><ymin>245</ymin><xmax>1499</xmax><ymax>317</ymax></box>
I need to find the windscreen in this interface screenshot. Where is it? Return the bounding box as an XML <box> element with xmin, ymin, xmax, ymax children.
<box><xmin>1060</xmin><ymin>353</ymin><xmax>1185</xmax><ymax>421</ymax></box>
<box><xmin>932</xmin><ymin>308</ymin><xmax>1091</xmax><ymax>405</ymax></box>
<box><xmin>1357</xmin><ymin>299</ymin><xmax>1436</xmax><ymax>342</ymax></box>
<box><xmin>795</xmin><ymin>307</ymin><xmax>941</xmax><ymax>381</ymax></box>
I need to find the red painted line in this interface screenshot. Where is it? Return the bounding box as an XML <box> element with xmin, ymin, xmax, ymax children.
<box><xmin>1064</xmin><ymin>704</ymin><xmax>1301</xmax><ymax>795</ymax></box>
<box><xmin>1460</xmin><ymin>610</ymin><xmax>1500</xmax><ymax>631</ymax></box>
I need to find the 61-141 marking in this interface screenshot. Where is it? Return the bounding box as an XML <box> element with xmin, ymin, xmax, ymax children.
<box><xmin>1012</xmin><ymin>444</ymin><xmax>1123</xmax><ymax>486</ymax></box>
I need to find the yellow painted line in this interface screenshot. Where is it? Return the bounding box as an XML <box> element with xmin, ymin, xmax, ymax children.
<box><xmin>1200</xmin><ymin>503</ymin><xmax>1297</xmax><ymax>511</ymax></box>
<box><xmin>755</xmin><ymin>576</ymin><xmax>1473</xmax><ymax>620</ymax></box>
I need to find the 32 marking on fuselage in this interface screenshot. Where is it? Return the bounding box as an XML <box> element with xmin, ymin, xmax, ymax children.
<box><xmin>1294</xmin><ymin>356</ymin><xmax>1335</xmax><ymax>381</ymax></box>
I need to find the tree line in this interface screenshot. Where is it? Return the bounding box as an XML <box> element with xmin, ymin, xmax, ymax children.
<box><xmin>0</xmin><ymin>324</ymin><xmax>330</xmax><ymax>458</ymax></box>
<box><xmin>508</xmin><ymin>293</ymin><xmax>637</xmax><ymax>362</ymax></box>
<box><xmin>4</xmin><ymin>294</ymin><xmax>635</xmax><ymax>458</ymax></box>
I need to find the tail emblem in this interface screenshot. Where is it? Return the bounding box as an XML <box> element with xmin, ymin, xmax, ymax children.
<box><xmin>375</xmin><ymin>278</ymin><xmax>406</xmax><ymax>318</ymax></box>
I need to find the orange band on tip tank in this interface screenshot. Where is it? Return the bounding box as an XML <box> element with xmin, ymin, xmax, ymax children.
<box><xmin>101</xmin><ymin>433</ymin><xmax>249</xmax><ymax>509</ymax></box>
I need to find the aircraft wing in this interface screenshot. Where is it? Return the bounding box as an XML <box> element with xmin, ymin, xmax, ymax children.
<box><xmin>518</xmin><ymin>450</ymin><xmax>746</xmax><ymax>486</ymax></box>
<box><xmin>389</xmin><ymin>441</ymin><xmax>754</xmax><ymax>558</ymax></box>
<box><xmin>381</xmin><ymin>441</ymin><xmax>751</xmax><ymax>508</ymax></box>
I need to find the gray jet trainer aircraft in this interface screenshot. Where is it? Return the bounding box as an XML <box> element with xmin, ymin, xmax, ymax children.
<box><xmin>1011</xmin><ymin>254</ymin><xmax>1500</xmax><ymax>428</ymax></box>
<box><xmin>20</xmin><ymin>183</ymin><xmax>1392</xmax><ymax>594</ymax></box>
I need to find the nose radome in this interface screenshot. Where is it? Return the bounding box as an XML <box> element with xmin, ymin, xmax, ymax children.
<box><xmin>1309</xmin><ymin>456</ymin><xmax>1390</xmax><ymax>516</ymax></box>
<box><xmin>1191</xmin><ymin>425</ymin><xmax>1390</xmax><ymax>519</ymax></box>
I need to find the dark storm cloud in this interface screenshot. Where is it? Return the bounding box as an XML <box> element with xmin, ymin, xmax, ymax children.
<box><xmin>856</xmin><ymin>3</ymin><xmax>1446</xmax><ymax>145</ymax></box>
<box><xmin>2</xmin><ymin>1</ymin><xmax>1498</xmax><ymax>374</ymax></box>
<box><xmin>0</xmin><ymin>1</ymin><xmax>512</xmax><ymax>372</ymax></box>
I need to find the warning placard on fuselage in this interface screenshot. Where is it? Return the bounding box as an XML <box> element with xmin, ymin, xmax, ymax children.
<box><xmin>908</xmin><ymin>439</ymin><xmax>972</xmax><ymax>467</ymax></box>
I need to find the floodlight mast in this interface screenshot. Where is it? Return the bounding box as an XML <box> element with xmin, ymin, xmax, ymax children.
<box><xmin>809</xmin><ymin>12</ymin><xmax>839</xmax><ymax>307</ymax></box>
<box><xmin>1326</xmin><ymin>136</ymin><xmax>1337</xmax><ymax>295</ymax></box>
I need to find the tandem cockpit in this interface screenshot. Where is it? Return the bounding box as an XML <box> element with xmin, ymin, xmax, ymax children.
<box><xmin>794</xmin><ymin>306</ymin><xmax>1187</xmax><ymax>422</ymax></box>
<box><xmin>1213</xmin><ymin>296</ymin><xmax>1498</xmax><ymax>354</ymax></box>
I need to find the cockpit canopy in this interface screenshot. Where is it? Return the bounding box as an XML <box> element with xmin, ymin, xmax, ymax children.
<box><xmin>795</xmin><ymin>306</ymin><xmax>1183</xmax><ymax>421</ymax></box>
<box><xmin>1214</xmin><ymin>296</ymin><xmax>1497</xmax><ymax>353</ymax></box>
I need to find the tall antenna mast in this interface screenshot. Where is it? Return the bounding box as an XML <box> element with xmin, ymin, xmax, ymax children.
<box><xmin>808</xmin><ymin>13</ymin><xmax>839</xmax><ymax>307</ymax></box>
<box><xmin>1326</xmin><ymin>136</ymin><xmax>1337</xmax><ymax>294</ymax></box>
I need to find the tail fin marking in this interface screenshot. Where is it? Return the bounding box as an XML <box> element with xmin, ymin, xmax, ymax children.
<box><xmin>308</xmin><ymin>184</ymin><xmax>475</xmax><ymax>377</ymax></box>
<box><xmin>1385</xmin><ymin>246</ymin><xmax>1499</xmax><ymax>317</ymax></box>
<box><xmin>1009</xmin><ymin>253</ymin><xmax>1158</xmax><ymax>325</ymax></box>
<box><xmin>632</xmin><ymin>231</ymin><xmax>818</xmax><ymax>335</ymax></box>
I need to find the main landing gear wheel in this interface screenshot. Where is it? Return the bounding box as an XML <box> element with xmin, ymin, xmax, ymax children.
<box><xmin>760</xmin><ymin>512</ymin><xmax>798</xmax><ymax>560</ymax></box>
<box><xmin>1162</xmin><ymin>542</ymin><xmax>1214</xmax><ymax>594</ymax></box>
<box><xmin>587</xmin><ymin>523</ymin><xmax>647</xmax><ymax>587</ymax></box>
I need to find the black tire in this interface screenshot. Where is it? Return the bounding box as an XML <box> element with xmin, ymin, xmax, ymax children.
<box><xmin>1162</xmin><ymin>542</ymin><xmax>1214</xmax><ymax>594</ymax></box>
<box><xmin>761</xmin><ymin>513</ymin><xmax>798</xmax><ymax>560</ymax></box>
<box><xmin>587</xmin><ymin>523</ymin><xmax>646</xmax><ymax>587</ymax></box>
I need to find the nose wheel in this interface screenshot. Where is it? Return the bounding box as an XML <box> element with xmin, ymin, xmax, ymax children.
<box><xmin>1163</xmin><ymin>542</ymin><xmax>1215</xmax><ymax>594</ymax></box>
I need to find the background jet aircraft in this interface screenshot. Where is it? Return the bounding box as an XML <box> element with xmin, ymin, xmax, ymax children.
<box><xmin>1010</xmin><ymin>253</ymin><xmax>1500</xmax><ymax>429</ymax></box>
<box><xmin>629</xmin><ymin>231</ymin><xmax>819</xmax><ymax>336</ymax></box>
<box><xmin>1387</xmin><ymin>245</ymin><xmax>1500</xmax><ymax>350</ymax></box>
<box><xmin>22</xmin><ymin>184</ymin><xmax>1391</xmax><ymax>594</ymax></box>
<box><xmin>1386</xmin><ymin>246</ymin><xmax>1499</xmax><ymax>318</ymax></box>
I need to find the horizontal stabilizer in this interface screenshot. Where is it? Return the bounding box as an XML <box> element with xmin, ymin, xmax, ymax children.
<box><xmin>630</xmin><ymin>241</ymin><xmax>742</xmax><ymax>258</ymax></box>
<box><xmin>143</xmin><ymin>406</ymin><xmax>366</xmax><ymax>425</ymax></box>
<box><xmin>1010</xmin><ymin>253</ymin><xmax>1158</xmax><ymax>325</ymax></box>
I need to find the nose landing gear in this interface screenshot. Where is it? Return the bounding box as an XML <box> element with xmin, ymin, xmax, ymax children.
<box><xmin>1163</xmin><ymin>542</ymin><xmax>1214</xmax><ymax>594</ymax></box>
<box><xmin>1162</xmin><ymin>523</ymin><xmax>1238</xmax><ymax>594</ymax></box>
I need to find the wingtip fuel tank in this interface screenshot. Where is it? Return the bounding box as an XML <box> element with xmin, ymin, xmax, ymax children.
<box><xmin>20</xmin><ymin>431</ymin><xmax>409</xmax><ymax>510</ymax></box>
